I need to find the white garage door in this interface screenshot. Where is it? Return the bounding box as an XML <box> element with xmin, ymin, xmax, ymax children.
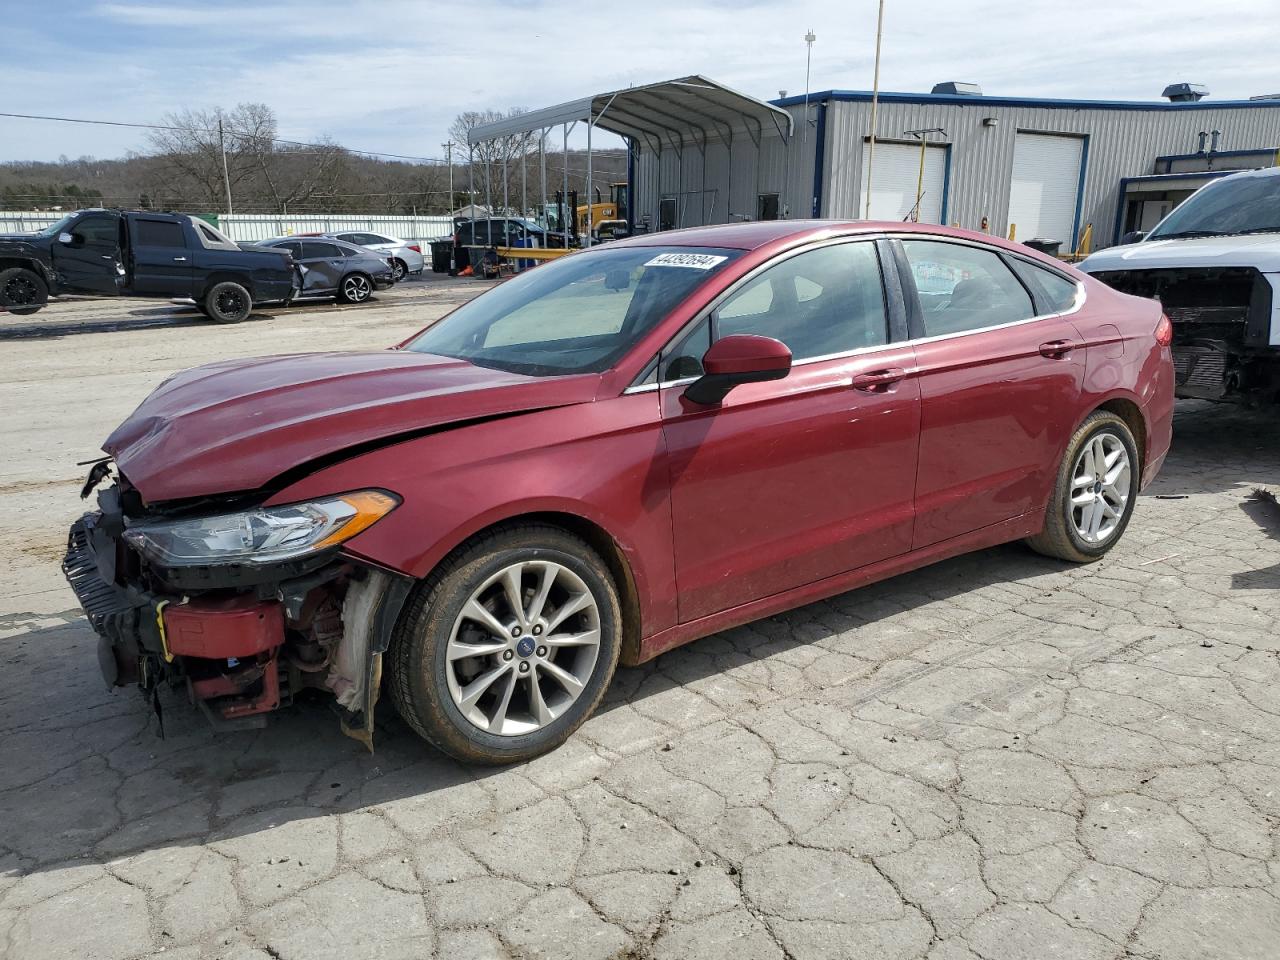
<box><xmin>860</xmin><ymin>142</ymin><xmax>946</xmax><ymax>223</ymax></box>
<box><xmin>1007</xmin><ymin>133</ymin><xmax>1084</xmax><ymax>245</ymax></box>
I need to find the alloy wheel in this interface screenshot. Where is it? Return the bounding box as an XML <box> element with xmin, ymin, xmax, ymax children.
<box><xmin>1069</xmin><ymin>431</ymin><xmax>1131</xmax><ymax>545</ymax></box>
<box><xmin>215</xmin><ymin>288</ymin><xmax>245</xmax><ymax>317</ymax></box>
<box><xmin>3</xmin><ymin>274</ymin><xmax>40</xmax><ymax>306</ymax></box>
<box><xmin>391</xmin><ymin>260</ymin><xmax>407</xmax><ymax>282</ymax></box>
<box><xmin>445</xmin><ymin>560</ymin><xmax>601</xmax><ymax>736</ymax></box>
<box><xmin>344</xmin><ymin>275</ymin><xmax>372</xmax><ymax>301</ymax></box>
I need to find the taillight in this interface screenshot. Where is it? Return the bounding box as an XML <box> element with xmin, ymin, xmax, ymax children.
<box><xmin>1155</xmin><ymin>313</ymin><xmax>1173</xmax><ymax>346</ymax></box>
<box><xmin>407</xmin><ymin>244</ymin><xmax>421</xmax><ymax>253</ymax></box>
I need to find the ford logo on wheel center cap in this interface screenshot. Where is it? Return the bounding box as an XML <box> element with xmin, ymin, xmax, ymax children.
<box><xmin>516</xmin><ymin>636</ymin><xmax>536</xmax><ymax>658</ymax></box>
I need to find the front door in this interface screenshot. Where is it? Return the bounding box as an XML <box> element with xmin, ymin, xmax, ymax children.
<box><xmin>49</xmin><ymin>213</ymin><xmax>123</xmax><ymax>294</ymax></box>
<box><xmin>661</xmin><ymin>240</ymin><xmax>921</xmax><ymax>622</ymax></box>
<box><xmin>897</xmin><ymin>237</ymin><xmax>1085</xmax><ymax>547</ymax></box>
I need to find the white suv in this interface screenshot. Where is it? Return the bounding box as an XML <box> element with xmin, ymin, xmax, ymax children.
<box><xmin>1080</xmin><ymin>166</ymin><xmax>1280</xmax><ymax>406</ymax></box>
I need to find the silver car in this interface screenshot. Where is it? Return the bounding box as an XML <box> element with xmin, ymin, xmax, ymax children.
<box><xmin>324</xmin><ymin>231</ymin><xmax>424</xmax><ymax>282</ymax></box>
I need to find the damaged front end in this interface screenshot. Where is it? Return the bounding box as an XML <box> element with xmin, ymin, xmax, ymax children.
<box><xmin>1091</xmin><ymin>266</ymin><xmax>1280</xmax><ymax>405</ymax></box>
<box><xmin>62</xmin><ymin>470</ymin><xmax>411</xmax><ymax>746</ymax></box>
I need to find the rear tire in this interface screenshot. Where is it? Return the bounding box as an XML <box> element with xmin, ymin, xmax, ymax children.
<box><xmin>338</xmin><ymin>273</ymin><xmax>374</xmax><ymax>303</ymax></box>
<box><xmin>1026</xmin><ymin>411</ymin><xmax>1140</xmax><ymax>563</ymax></box>
<box><xmin>0</xmin><ymin>267</ymin><xmax>48</xmax><ymax>314</ymax></box>
<box><xmin>390</xmin><ymin>259</ymin><xmax>407</xmax><ymax>282</ymax></box>
<box><xmin>388</xmin><ymin>524</ymin><xmax>622</xmax><ymax>764</ymax></box>
<box><xmin>201</xmin><ymin>281</ymin><xmax>252</xmax><ymax>323</ymax></box>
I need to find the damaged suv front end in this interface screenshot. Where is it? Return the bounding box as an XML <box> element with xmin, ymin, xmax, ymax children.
<box><xmin>64</xmin><ymin>473</ymin><xmax>409</xmax><ymax>743</ymax></box>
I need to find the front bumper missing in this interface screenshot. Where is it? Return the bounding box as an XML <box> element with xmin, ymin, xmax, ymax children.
<box><xmin>62</xmin><ymin>512</ymin><xmax>414</xmax><ymax>744</ymax></box>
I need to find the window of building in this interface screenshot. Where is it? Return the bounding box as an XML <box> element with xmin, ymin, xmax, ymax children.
<box><xmin>757</xmin><ymin>194</ymin><xmax>780</xmax><ymax>221</ymax></box>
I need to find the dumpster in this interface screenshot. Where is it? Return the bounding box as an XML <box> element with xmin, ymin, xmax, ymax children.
<box><xmin>429</xmin><ymin>238</ymin><xmax>453</xmax><ymax>274</ymax></box>
<box><xmin>1023</xmin><ymin>238</ymin><xmax>1062</xmax><ymax>256</ymax></box>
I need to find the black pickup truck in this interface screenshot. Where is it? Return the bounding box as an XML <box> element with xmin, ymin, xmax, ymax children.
<box><xmin>0</xmin><ymin>209</ymin><xmax>298</xmax><ymax>322</ymax></box>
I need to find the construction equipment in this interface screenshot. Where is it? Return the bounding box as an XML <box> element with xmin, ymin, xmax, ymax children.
<box><xmin>544</xmin><ymin>183</ymin><xmax>629</xmax><ymax>242</ymax></box>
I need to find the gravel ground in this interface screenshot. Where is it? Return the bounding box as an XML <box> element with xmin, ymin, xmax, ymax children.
<box><xmin>0</xmin><ymin>283</ymin><xmax>1277</xmax><ymax>960</ymax></box>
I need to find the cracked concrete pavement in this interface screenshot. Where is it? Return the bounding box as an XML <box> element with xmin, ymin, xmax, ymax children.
<box><xmin>1</xmin><ymin>284</ymin><xmax>1278</xmax><ymax>959</ymax></box>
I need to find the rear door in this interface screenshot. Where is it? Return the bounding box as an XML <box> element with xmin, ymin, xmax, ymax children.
<box><xmin>49</xmin><ymin>213</ymin><xmax>123</xmax><ymax>294</ymax></box>
<box><xmin>897</xmin><ymin>237</ymin><xmax>1085</xmax><ymax>547</ymax></box>
<box><xmin>299</xmin><ymin>240</ymin><xmax>346</xmax><ymax>293</ymax></box>
<box><xmin>661</xmin><ymin>239</ymin><xmax>921</xmax><ymax>622</ymax></box>
<box><xmin>126</xmin><ymin>216</ymin><xmax>194</xmax><ymax>296</ymax></box>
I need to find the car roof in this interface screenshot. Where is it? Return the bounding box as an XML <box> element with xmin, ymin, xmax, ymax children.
<box><xmin>613</xmin><ymin>219</ymin><xmax>1033</xmax><ymax>253</ymax></box>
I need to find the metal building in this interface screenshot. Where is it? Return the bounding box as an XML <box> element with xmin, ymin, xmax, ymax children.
<box><xmin>779</xmin><ymin>88</ymin><xmax>1280</xmax><ymax>249</ymax></box>
<box><xmin>469</xmin><ymin>77</ymin><xmax>1280</xmax><ymax>252</ymax></box>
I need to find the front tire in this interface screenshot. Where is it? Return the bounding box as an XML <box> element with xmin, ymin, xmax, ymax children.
<box><xmin>388</xmin><ymin>524</ymin><xmax>622</xmax><ymax>764</ymax></box>
<box><xmin>1027</xmin><ymin>410</ymin><xmax>1140</xmax><ymax>563</ymax></box>
<box><xmin>338</xmin><ymin>273</ymin><xmax>373</xmax><ymax>303</ymax></box>
<box><xmin>0</xmin><ymin>267</ymin><xmax>48</xmax><ymax>315</ymax></box>
<box><xmin>201</xmin><ymin>281</ymin><xmax>252</xmax><ymax>323</ymax></box>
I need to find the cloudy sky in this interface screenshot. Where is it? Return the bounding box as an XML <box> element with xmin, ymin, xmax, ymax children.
<box><xmin>3</xmin><ymin>0</ymin><xmax>1278</xmax><ymax>163</ymax></box>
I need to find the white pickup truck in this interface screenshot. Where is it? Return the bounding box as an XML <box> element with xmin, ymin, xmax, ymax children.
<box><xmin>1080</xmin><ymin>166</ymin><xmax>1280</xmax><ymax>406</ymax></box>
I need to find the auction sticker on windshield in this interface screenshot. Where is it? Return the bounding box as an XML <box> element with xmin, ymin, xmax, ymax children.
<box><xmin>644</xmin><ymin>252</ymin><xmax>728</xmax><ymax>269</ymax></box>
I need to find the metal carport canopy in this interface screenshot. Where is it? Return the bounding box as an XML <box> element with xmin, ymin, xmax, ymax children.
<box><xmin>464</xmin><ymin>75</ymin><xmax>793</xmax><ymax>146</ymax></box>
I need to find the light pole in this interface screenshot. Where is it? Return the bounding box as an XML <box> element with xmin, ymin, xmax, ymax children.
<box><xmin>442</xmin><ymin>141</ymin><xmax>454</xmax><ymax>213</ymax></box>
<box><xmin>904</xmin><ymin>128</ymin><xmax>945</xmax><ymax>222</ymax></box>
<box><xmin>864</xmin><ymin>0</ymin><xmax>886</xmax><ymax>219</ymax></box>
<box><xmin>803</xmin><ymin>29</ymin><xmax>817</xmax><ymax>217</ymax></box>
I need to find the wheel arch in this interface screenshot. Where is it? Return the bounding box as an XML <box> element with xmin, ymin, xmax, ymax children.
<box><xmin>1087</xmin><ymin>393</ymin><xmax>1148</xmax><ymax>471</ymax></box>
<box><xmin>404</xmin><ymin>508</ymin><xmax>646</xmax><ymax>668</ymax></box>
<box><xmin>197</xmin><ymin>272</ymin><xmax>256</xmax><ymax>300</ymax></box>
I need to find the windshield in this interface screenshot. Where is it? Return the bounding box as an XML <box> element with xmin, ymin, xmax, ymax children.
<box><xmin>1148</xmin><ymin>174</ymin><xmax>1280</xmax><ymax>240</ymax></box>
<box><xmin>406</xmin><ymin>245</ymin><xmax>740</xmax><ymax>376</ymax></box>
<box><xmin>34</xmin><ymin>215</ymin><xmax>75</xmax><ymax>237</ymax></box>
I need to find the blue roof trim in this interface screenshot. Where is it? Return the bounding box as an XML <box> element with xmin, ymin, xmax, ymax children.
<box><xmin>771</xmin><ymin>90</ymin><xmax>1280</xmax><ymax>112</ymax></box>
<box><xmin>1122</xmin><ymin>170</ymin><xmax>1240</xmax><ymax>184</ymax></box>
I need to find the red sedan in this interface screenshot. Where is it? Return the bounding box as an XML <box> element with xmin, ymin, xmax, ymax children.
<box><xmin>65</xmin><ymin>221</ymin><xmax>1174</xmax><ymax>763</ymax></box>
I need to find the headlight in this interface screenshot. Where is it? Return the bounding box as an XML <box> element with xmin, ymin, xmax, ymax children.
<box><xmin>122</xmin><ymin>490</ymin><xmax>399</xmax><ymax>567</ymax></box>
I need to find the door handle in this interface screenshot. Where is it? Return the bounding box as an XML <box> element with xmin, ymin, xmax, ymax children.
<box><xmin>172</xmin><ymin>256</ymin><xmax>187</xmax><ymax>262</ymax></box>
<box><xmin>851</xmin><ymin>367</ymin><xmax>907</xmax><ymax>392</ymax></box>
<box><xmin>100</xmin><ymin>255</ymin><xmax>115</xmax><ymax>260</ymax></box>
<box><xmin>1039</xmin><ymin>340</ymin><xmax>1074</xmax><ymax>359</ymax></box>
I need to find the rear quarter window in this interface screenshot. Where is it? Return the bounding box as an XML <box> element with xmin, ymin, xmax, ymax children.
<box><xmin>1010</xmin><ymin>258</ymin><xmax>1081</xmax><ymax>313</ymax></box>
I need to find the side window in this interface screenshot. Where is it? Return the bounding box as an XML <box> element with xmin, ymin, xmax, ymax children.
<box><xmin>277</xmin><ymin>240</ymin><xmax>303</xmax><ymax>258</ymax></box>
<box><xmin>1009</xmin><ymin>258</ymin><xmax>1081</xmax><ymax>313</ymax></box>
<box><xmin>662</xmin><ymin>317</ymin><xmax>712</xmax><ymax>382</ymax></box>
<box><xmin>134</xmin><ymin>219</ymin><xmax>187</xmax><ymax>248</ymax></box>
<box><xmin>72</xmin><ymin>216</ymin><xmax>118</xmax><ymax>246</ymax></box>
<box><xmin>901</xmin><ymin>240</ymin><xmax>1035</xmax><ymax>336</ymax></box>
<box><xmin>367</xmin><ymin>234</ymin><xmax>394</xmax><ymax>245</ymax></box>
<box><xmin>714</xmin><ymin>242</ymin><xmax>889</xmax><ymax>361</ymax></box>
<box><xmin>301</xmin><ymin>241</ymin><xmax>340</xmax><ymax>259</ymax></box>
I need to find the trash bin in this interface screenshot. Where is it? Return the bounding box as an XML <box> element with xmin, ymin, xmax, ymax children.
<box><xmin>1023</xmin><ymin>238</ymin><xmax>1061</xmax><ymax>256</ymax></box>
<box><xmin>429</xmin><ymin>238</ymin><xmax>452</xmax><ymax>274</ymax></box>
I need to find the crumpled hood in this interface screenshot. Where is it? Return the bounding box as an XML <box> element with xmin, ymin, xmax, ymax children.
<box><xmin>1080</xmin><ymin>233</ymin><xmax>1280</xmax><ymax>274</ymax></box>
<box><xmin>105</xmin><ymin>350</ymin><xmax>599</xmax><ymax>503</ymax></box>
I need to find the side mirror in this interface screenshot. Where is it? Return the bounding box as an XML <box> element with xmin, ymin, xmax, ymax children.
<box><xmin>58</xmin><ymin>231</ymin><xmax>76</xmax><ymax>245</ymax></box>
<box><xmin>1120</xmin><ymin>230</ymin><xmax>1146</xmax><ymax>245</ymax></box>
<box><xmin>684</xmin><ymin>334</ymin><xmax>792</xmax><ymax>405</ymax></box>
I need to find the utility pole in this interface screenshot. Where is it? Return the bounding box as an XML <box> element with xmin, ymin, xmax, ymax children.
<box><xmin>803</xmin><ymin>29</ymin><xmax>816</xmax><ymax>217</ymax></box>
<box><xmin>443</xmin><ymin>141</ymin><xmax>454</xmax><ymax>213</ymax></box>
<box><xmin>218</xmin><ymin>112</ymin><xmax>234</xmax><ymax>215</ymax></box>
<box><xmin>864</xmin><ymin>0</ymin><xmax>886</xmax><ymax>219</ymax></box>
